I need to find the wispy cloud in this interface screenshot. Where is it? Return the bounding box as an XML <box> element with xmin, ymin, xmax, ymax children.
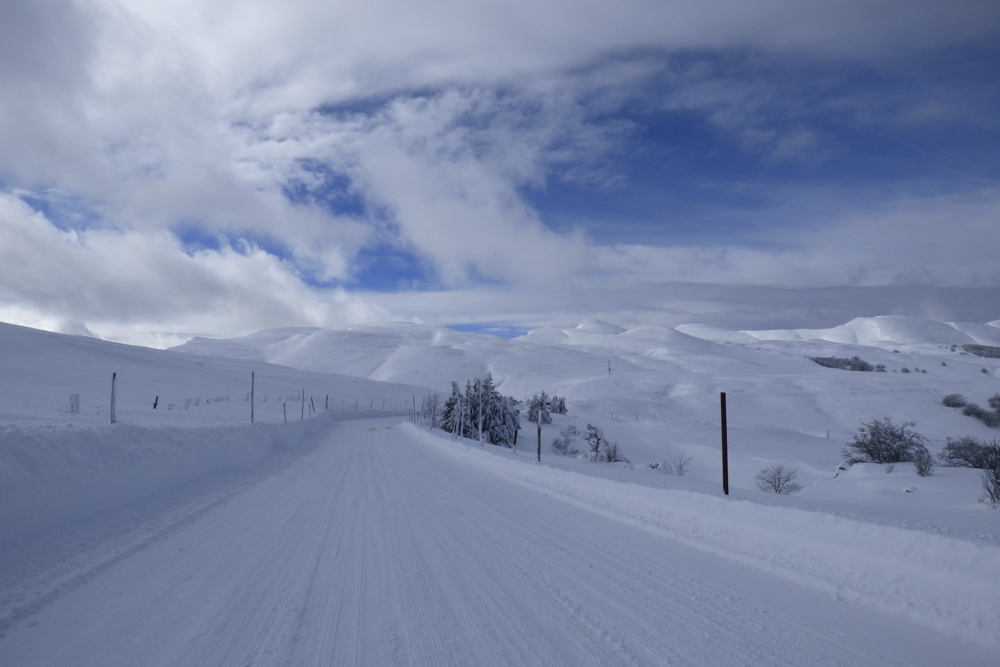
<box><xmin>1</xmin><ymin>0</ymin><xmax>998</xmax><ymax>344</ymax></box>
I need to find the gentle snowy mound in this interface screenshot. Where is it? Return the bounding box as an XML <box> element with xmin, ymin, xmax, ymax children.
<box><xmin>736</xmin><ymin>315</ymin><xmax>1000</xmax><ymax>347</ymax></box>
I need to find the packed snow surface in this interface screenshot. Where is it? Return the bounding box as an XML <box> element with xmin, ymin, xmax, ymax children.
<box><xmin>3</xmin><ymin>316</ymin><xmax>1000</xmax><ymax>664</ymax></box>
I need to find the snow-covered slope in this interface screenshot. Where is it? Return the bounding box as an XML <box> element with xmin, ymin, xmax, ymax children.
<box><xmin>737</xmin><ymin>315</ymin><xmax>1000</xmax><ymax>347</ymax></box>
<box><xmin>5</xmin><ymin>317</ymin><xmax>1000</xmax><ymax>661</ymax></box>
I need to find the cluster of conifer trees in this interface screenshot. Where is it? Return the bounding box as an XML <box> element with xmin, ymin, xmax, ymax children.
<box><xmin>440</xmin><ymin>373</ymin><xmax>521</xmax><ymax>447</ymax></box>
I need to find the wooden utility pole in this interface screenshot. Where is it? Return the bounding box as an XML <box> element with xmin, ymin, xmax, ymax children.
<box><xmin>720</xmin><ymin>392</ymin><xmax>729</xmax><ymax>495</ymax></box>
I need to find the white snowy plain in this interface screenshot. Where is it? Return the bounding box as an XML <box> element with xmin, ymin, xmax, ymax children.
<box><xmin>2</xmin><ymin>315</ymin><xmax>1000</xmax><ymax>665</ymax></box>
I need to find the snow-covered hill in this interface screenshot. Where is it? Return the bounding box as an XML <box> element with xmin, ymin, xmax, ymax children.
<box><xmin>4</xmin><ymin>316</ymin><xmax>1000</xmax><ymax>661</ymax></box>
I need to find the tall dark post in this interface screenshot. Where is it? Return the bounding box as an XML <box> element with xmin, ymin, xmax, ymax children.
<box><xmin>301</xmin><ymin>389</ymin><xmax>305</xmax><ymax>421</ymax></box>
<box><xmin>720</xmin><ymin>391</ymin><xmax>729</xmax><ymax>495</ymax></box>
<box><xmin>250</xmin><ymin>372</ymin><xmax>255</xmax><ymax>424</ymax></box>
<box><xmin>537</xmin><ymin>422</ymin><xmax>541</xmax><ymax>462</ymax></box>
<box><xmin>110</xmin><ymin>372</ymin><xmax>117</xmax><ymax>424</ymax></box>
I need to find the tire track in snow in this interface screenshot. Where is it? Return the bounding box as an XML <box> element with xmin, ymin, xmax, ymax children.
<box><xmin>0</xmin><ymin>417</ymin><xmax>994</xmax><ymax>666</ymax></box>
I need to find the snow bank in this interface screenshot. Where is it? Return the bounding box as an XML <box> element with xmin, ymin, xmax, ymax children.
<box><xmin>409</xmin><ymin>424</ymin><xmax>1000</xmax><ymax>649</ymax></box>
<box><xmin>0</xmin><ymin>414</ymin><xmax>336</xmax><ymax>540</ymax></box>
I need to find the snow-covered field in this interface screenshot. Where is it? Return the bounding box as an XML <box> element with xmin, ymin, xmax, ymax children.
<box><xmin>2</xmin><ymin>315</ymin><xmax>1000</xmax><ymax>665</ymax></box>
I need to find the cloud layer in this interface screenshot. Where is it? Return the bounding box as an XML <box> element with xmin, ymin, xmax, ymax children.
<box><xmin>1</xmin><ymin>0</ymin><xmax>998</xmax><ymax>344</ymax></box>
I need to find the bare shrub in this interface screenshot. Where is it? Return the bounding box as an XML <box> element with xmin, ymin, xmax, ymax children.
<box><xmin>755</xmin><ymin>464</ymin><xmax>802</xmax><ymax>494</ymax></box>
<box><xmin>914</xmin><ymin>450</ymin><xmax>934</xmax><ymax>477</ymax></box>
<box><xmin>603</xmin><ymin>441</ymin><xmax>630</xmax><ymax>464</ymax></box>
<box><xmin>940</xmin><ymin>436</ymin><xmax>1000</xmax><ymax>468</ymax></box>
<box><xmin>982</xmin><ymin>466</ymin><xmax>1000</xmax><ymax>507</ymax></box>
<box><xmin>942</xmin><ymin>394</ymin><xmax>967</xmax><ymax>408</ymax></box>
<box><xmin>551</xmin><ymin>425</ymin><xmax>580</xmax><ymax>456</ymax></box>
<box><xmin>674</xmin><ymin>451</ymin><xmax>692</xmax><ymax>476</ymax></box>
<box><xmin>842</xmin><ymin>418</ymin><xmax>929</xmax><ymax>464</ymax></box>
<box><xmin>585</xmin><ymin>423</ymin><xmax>605</xmax><ymax>456</ymax></box>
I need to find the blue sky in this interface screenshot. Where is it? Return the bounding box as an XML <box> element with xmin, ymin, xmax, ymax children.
<box><xmin>1</xmin><ymin>1</ymin><xmax>999</xmax><ymax>346</ymax></box>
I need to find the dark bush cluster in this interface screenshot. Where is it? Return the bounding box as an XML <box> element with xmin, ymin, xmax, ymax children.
<box><xmin>961</xmin><ymin>394</ymin><xmax>1000</xmax><ymax>428</ymax></box>
<box><xmin>809</xmin><ymin>356</ymin><xmax>878</xmax><ymax>372</ymax></box>
<box><xmin>942</xmin><ymin>394</ymin><xmax>968</xmax><ymax>408</ymax></box>
<box><xmin>962</xmin><ymin>344</ymin><xmax>1000</xmax><ymax>359</ymax></box>
<box><xmin>843</xmin><ymin>418</ymin><xmax>930</xmax><ymax>465</ymax></box>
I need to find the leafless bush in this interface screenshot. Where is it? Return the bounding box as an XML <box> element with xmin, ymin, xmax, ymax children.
<box><xmin>603</xmin><ymin>441</ymin><xmax>630</xmax><ymax>464</ymax></box>
<box><xmin>913</xmin><ymin>450</ymin><xmax>934</xmax><ymax>477</ymax></box>
<box><xmin>842</xmin><ymin>418</ymin><xmax>929</xmax><ymax>464</ymax></box>
<box><xmin>940</xmin><ymin>436</ymin><xmax>1000</xmax><ymax>468</ymax></box>
<box><xmin>674</xmin><ymin>451</ymin><xmax>692</xmax><ymax>476</ymax></box>
<box><xmin>755</xmin><ymin>464</ymin><xmax>802</xmax><ymax>494</ymax></box>
<box><xmin>551</xmin><ymin>425</ymin><xmax>580</xmax><ymax>456</ymax></box>
<box><xmin>982</xmin><ymin>467</ymin><xmax>1000</xmax><ymax>507</ymax></box>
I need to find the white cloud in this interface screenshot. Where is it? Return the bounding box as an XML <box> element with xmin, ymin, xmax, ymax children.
<box><xmin>0</xmin><ymin>194</ymin><xmax>389</xmax><ymax>346</ymax></box>
<box><xmin>0</xmin><ymin>0</ymin><xmax>998</xmax><ymax>342</ymax></box>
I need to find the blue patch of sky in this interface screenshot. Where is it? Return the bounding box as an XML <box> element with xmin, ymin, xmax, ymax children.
<box><xmin>526</xmin><ymin>47</ymin><xmax>1000</xmax><ymax>246</ymax></box>
<box><xmin>349</xmin><ymin>243</ymin><xmax>434</xmax><ymax>292</ymax></box>
<box><xmin>282</xmin><ymin>159</ymin><xmax>367</xmax><ymax>217</ymax></box>
<box><xmin>445</xmin><ymin>323</ymin><xmax>529</xmax><ymax>339</ymax></box>
<box><xmin>16</xmin><ymin>190</ymin><xmax>102</xmax><ymax>232</ymax></box>
<box><xmin>171</xmin><ymin>222</ymin><xmax>295</xmax><ymax>265</ymax></box>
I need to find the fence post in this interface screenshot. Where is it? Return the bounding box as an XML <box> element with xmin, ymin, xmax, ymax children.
<box><xmin>301</xmin><ymin>389</ymin><xmax>305</xmax><ymax>421</ymax></box>
<box><xmin>537</xmin><ymin>422</ymin><xmax>541</xmax><ymax>462</ymax></box>
<box><xmin>720</xmin><ymin>392</ymin><xmax>729</xmax><ymax>496</ymax></box>
<box><xmin>251</xmin><ymin>372</ymin><xmax>255</xmax><ymax>424</ymax></box>
<box><xmin>110</xmin><ymin>373</ymin><xmax>117</xmax><ymax>424</ymax></box>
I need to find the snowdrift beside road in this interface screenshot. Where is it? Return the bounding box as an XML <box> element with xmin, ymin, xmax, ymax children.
<box><xmin>0</xmin><ymin>409</ymin><xmax>340</xmax><ymax>540</ymax></box>
<box><xmin>409</xmin><ymin>424</ymin><xmax>1000</xmax><ymax>649</ymax></box>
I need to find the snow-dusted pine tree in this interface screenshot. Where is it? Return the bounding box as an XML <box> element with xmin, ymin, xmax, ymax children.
<box><xmin>528</xmin><ymin>392</ymin><xmax>552</xmax><ymax>424</ymax></box>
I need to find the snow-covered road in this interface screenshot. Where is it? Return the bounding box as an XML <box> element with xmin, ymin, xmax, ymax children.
<box><xmin>1</xmin><ymin>418</ymin><xmax>994</xmax><ymax>666</ymax></box>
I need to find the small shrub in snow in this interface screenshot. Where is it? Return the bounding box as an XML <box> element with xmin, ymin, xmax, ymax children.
<box><xmin>583</xmin><ymin>423</ymin><xmax>629</xmax><ymax>463</ymax></box>
<box><xmin>550</xmin><ymin>425</ymin><xmax>580</xmax><ymax>456</ymax></box>
<box><xmin>602</xmin><ymin>441</ymin><xmax>630</xmax><ymax>464</ymax></box>
<box><xmin>913</xmin><ymin>450</ymin><xmax>934</xmax><ymax>476</ymax></box>
<box><xmin>942</xmin><ymin>394</ymin><xmax>968</xmax><ymax>408</ymax></box>
<box><xmin>755</xmin><ymin>464</ymin><xmax>802</xmax><ymax>494</ymax></box>
<box><xmin>585</xmin><ymin>423</ymin><xmax>606</xmax><ymax>457</ymax></box>
<box><xmin>982</xmin><ymin>466</ymin><xmax>1000</xmax><ymax>507</ymax></box>
<box><xmin>984</xmin><ymin>368</ymin><xmax>990</xmax><ymax>374</ymax></box>
<box><xmin>674</xmin><ymin>451</ymin><xmax>692</xmax><ymax>476</ymax></box>
<box><xmin>901</xmin><ymin>367</ymin><xmax>910</xmax><ymax>373</ymax></box>
<box><xmin>842</xmin><ymin>418</ymin><xmax>929</xmax><ymax>465</ymax></box>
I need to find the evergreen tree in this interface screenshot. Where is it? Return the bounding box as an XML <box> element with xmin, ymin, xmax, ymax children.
<box><xmin>528</xmin><ymin>391</ymin><xmax>552</xmax><ymax>424</ymax></box>
<box><xmin>441</xmin><ymin>382</ymin><xmax>462</xmax><ymax>436</ymax></box>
